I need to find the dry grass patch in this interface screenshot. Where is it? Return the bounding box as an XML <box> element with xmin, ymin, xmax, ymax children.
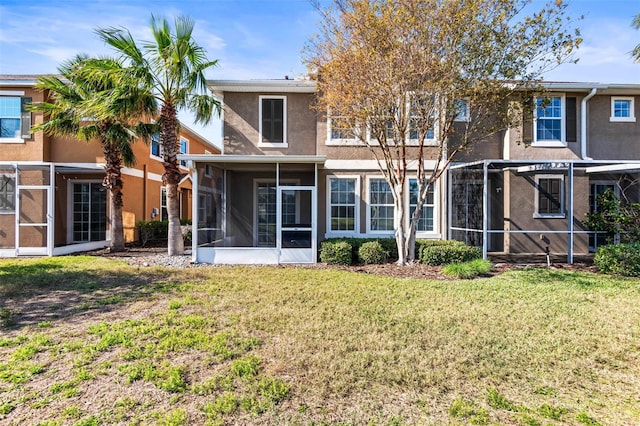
<box><xmin>1</xmin><ymin>257</ymin><xmax>639</xmax><ymax>425</ymax></box>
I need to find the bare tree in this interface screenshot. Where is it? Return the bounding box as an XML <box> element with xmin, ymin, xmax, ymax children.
<box><xmin>306</xmin><ymin>0</ymin><xmax>582</xmax><ymax>264</ymax></box>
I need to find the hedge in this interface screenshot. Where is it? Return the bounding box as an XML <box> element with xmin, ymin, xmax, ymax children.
<box><xmin>594</xmin><ymin>243</ymin><xmax>640</xmax><ymax>277</ymax></box>
<box><xmin>137</xmin><ymin>219</ymin><xmax>192</xmax><ymax>247</ymax></box>
<box><xmin>319</xmin><ymin>240</ymin><xmax>353</xmax><ymax>265</ymax></box>
<box><xmin>358</xmin><ymin>240</ymin><xmax>389</xmax><ymax>264</ymax></box>
<box><xmin>420</xmin><ymin>243</ymin><xmax>482</xmax><ymax>266</ymax></box>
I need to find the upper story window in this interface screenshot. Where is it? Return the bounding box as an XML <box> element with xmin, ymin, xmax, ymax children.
<box><xmin>259</xmin><ymin>96</ymin><xmax>287</xmax><ymax>147</ymax></box>
<box><xmin>610</xmin><ymin>97</ymin><xmax>636</xmax><ymax>122</ymax></box>
<box><xmin>453</xmin><ymin>99</ymin><xmax>469</xmax><ymax>122</ymax></box>
<box><xmin>328</xmin><ymin>115</ymin><xmax>359</xmax><ymax>143</ymax></box>
<box><xmin>534</xmin><ymin>96</ymin><xmax>564</xmax><ymax>145</ymax></box>
<box><xmin>535</xmin><ymin>175</ymin><xmax>564</xmax><ymax>218</ymax></box>
<box><xmin>179</xmin><ymin>137</ymin><xmax>188</xmax><ymax>167</ymax></box>
<box><xmin>150</xmin><ymin>134</ymin><xmax>162</xmax><ymax>158</ymax></box>
<box><xmin>0</xmin><ymin>174</ymin><xmax>16</xmax><ymax>213</ymax></box>
<box><xmin>0</xmin><ymin>96</ymin><xmax>31</xmax><ymax>143</ymax></box>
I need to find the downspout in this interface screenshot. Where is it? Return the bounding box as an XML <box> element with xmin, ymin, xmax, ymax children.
<box><xmin>581</xmin><ymin>88</ymin><xmax>598</xmax><ymax>160</ymax></box>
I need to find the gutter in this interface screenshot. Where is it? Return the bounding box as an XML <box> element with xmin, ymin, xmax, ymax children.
<box><xmin>581</xmin><ymin>87</ymin><xmax>598</xmax><ymax>160</ymax></box>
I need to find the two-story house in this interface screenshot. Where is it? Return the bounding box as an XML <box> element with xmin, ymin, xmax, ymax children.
<box><xmin>0</xmin><ymin>75</ymin><xmax>220</xmax><ymax>257</ymax></box>
<box><xmin>179</xmin><ymin>78</ymin><xmax>640</xmax><ymax>265</ymax></box>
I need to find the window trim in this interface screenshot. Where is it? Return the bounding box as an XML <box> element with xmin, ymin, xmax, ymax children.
<box><xmin>0</xmin><ymin>96</ymin><xmax>25</xmax><ymax>143</ymax></box>
<box><xmin>534</xmin><ymin>174</ymin><xmax>565</xmax><ymax>219</ymax></box>
<box><xmin>179</xmin><ymin>136</ymin><xmax>189</xmax><ymax>169</ymax></box>
<box><xmin>0</xmin><ymin>173</ymin><xmax>16</xmax><ymax>214</ymax></box>
<box><xmin>67</xmin><ymin>180</ymin><xmax>107</xmax><ymax>243</ymax></box>
<box><xmin>610</xmin><ymin>96</ymin><xmax>636</xmax><ymax>122</ymax></box>
<box><xmin>366</xmin><ymin>176</ymin><xmax>396</xmax><ymax>235</ymax></box>
<box><xmin>453</xmin><ymin>99</ymin><xmax>470</xmax><ymax>122</ymax></box>
<box><xmin>533</xmin><ymin>94</ymin><xmax>566</xmax><ymax>147</ymax></box>
<box><xmin>258</xmin><ymin>95</ymin><xmax>288</xmax><ymax>148</ymax></box>
<box><xmin>326</xmin><ymin>114</ymin><xmax>364</xmax><ymax>146</ymax></box>
<box><xmin>149</xmin><ymin>133</ymin><xmax>163</xmax><ymax>161</ymax></box>
<box><xmin>325</xmin><ymin>175</ymin><xmax>360</xmax><ymax>237</ymax></box>
<box><xmin>407</xmin><ymin>178</ymin><xmax>438</xmax><ymax>236</ymax></box>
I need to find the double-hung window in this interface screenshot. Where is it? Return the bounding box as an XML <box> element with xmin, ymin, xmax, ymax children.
<box><xmin>534</xmin><ymin>96</ymin><xmax>564</xmax><ymax>145</ymax></box>
<box><xmin>408</xmin><ymin>97</ymin><xmax>435</xmax><ymax>143</ymax></box>
<box><xmin>610</xmin><ymin>97</ymin><xmax>635</xmax><ymax>122</ymax></box>
<box><xmin>0</xmin><ymin>174</ymin><xmax>16</xmax><ymax>213</ymax></box>
<box><xmin>259</xmin><ymin>96</ymin><xmax>287</xmax><ymax>147</ymax></box>
<box><xmin>150</xmin><ymin>134</ymin><xmax>162</xmax><ymax>158</ymax></box>
<box><xmin>535</xmin><ymin>175</ymin><xmax>564</xmax><ymax>218</ymax></box>
<box><xmin>453</xmin><ymin>99</ymin><xmax>469</xmax><ymax>122</ymax></box>
<box><xmin>179</xmin><ymin>137</ymin><xmax>188</xmax><ymax>167</ymax></box>
<box><xmin>368</xmin><ymin>178</ymin><xmax>394</xmax><ymax>232</ymax></box>
<box><xmin>0</xmin><ymin>96</ymin><xmax>30</xmax><ymax>142</ymax></box>
<box><xmin>328</xmin><ymin>177</ymin><xmax>358</xmax><ymax>233</ymax></box>
<box><xmin>409</xmin><ymin>179</ymin><xmax>435</xmax><ymax>232</ymax></box>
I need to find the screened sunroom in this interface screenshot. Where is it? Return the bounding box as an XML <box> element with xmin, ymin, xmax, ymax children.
<box><xmin>180</xmin><ymin>155</ymin><xmax>325</xmax><ymax>264</ymax></box>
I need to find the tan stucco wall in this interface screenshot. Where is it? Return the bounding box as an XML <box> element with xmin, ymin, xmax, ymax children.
<box><xmin>223</xmin><ymin>92</ymin><xmax>317</xmax><ymax>156</ymax></box>
<box><xmin>587</xmin><ymin>95</ymin><xmax>640</xmax><ymax>160</ymax></box>
<box><xmin>0</xmin><ymin>86</ymin><xmax>49</xmax><ymax>162</ymax></box>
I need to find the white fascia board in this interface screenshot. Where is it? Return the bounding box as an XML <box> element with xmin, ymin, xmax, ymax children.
<box><xmin>179</xmin><ymin>154</ymin><xmax>326</xmax><ymax>164</ymax></box>
<box><xmin>207</xmin><ymin>79</ymin><xmax>317</xmax><ymax>93</ymax></box>
<box><xmin>323</xmin><ymin>159</ymin><xmax>438</xmax><ymax>170</ymax></box>
<box><xmin>586</xmin><ymin>164</ymin><xmax>640</xmax><ymax>174</ymax></box>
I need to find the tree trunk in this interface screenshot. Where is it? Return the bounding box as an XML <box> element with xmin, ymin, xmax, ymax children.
<box><xmin>160</xmin><ymin>101</ymin><xmax>185</xmax><ymax>256</ymax></box>
<box><xmin>393</xmin><ymin>184</ymin><xmax>409</xmax><ymax>265</ymax></box>
<box><xmin>102</xmin><ymin>138</ymin><xmax>125</xmax><ymax>252</ymax></box>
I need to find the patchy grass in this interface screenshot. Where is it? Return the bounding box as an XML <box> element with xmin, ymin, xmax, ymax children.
<box><xmin>0</xmin><ymin>257</ymin><xmax>639</xmax><ymax>424</ymax></box>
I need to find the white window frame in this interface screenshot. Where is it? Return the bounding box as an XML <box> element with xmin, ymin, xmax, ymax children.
<box><xmin>407</xmin><ymin>97</ymin><xmax>438</xmax><ymax>146</ymax></box>
<box><xmin>610</xmin><ymin>96</ymin><xmax>636</xmax><ymax>122</ymax></box>
<box><xmin>0</xmin><ymin>173</ymin><xmax>16</xmax><ymax>214</ymax></box>
<box><xmin>0</xmin><ymin>95</ymin><xmax>25</xmax><ymax>143</ymax></box>
<box><xmin>67</xmin><ymin>180</ymin><xmax>108</xmax><ymax>243</ymax></box>
<box><xmin>149</xmin><ymin>133</ymin><xmax>163</xmax><ymax>161</ymax></box>
<box><xmin>533</xmin><ymin>94</ymin><xmax>566</xmax><ymax>147</ymax></box>
<box><xmin>453</xmin><ymin>99</ymin><xmax>470</xmax><ymax>122</ymax></box>
<box><xmin>258</xmin><ymin>95</ymin><xmax>288</xmax><ymax>148</ymax></box>
<box><xmin>407</xmin><ymin>178</ymin><xmax>438</xmax><ymax>236</ymax></box>
<box><xmin>366</xmin><ymin>176</ymin><xmax>395</xmax><ymax>235</ymax></box>
<box><xmin>179</xmin><ymin>137</ymin><xmax>189</xmax><ymax>169</ymax></box>
<box><xmin>534</xmin><ymin>174</ymin><xmax>565</xmax><ymax>219</ymax></box>
<box><xmin>326</xmin><ymin>114</ymin><xmax>363</xmax><ymax>146</ymax></box>
<box><xmin>326</xmin><ymin>175</ymin><xmax>360</xmax><ymax>237</ymax></box>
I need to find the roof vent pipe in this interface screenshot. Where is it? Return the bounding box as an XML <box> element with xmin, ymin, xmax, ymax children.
<box><xmin>581</xmin><ymin>87</ymin><xmax>598</xmax><ymax>160</ymax></box>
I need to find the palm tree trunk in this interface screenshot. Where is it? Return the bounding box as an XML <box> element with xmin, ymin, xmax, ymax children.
<box><xmin>102</xmin><ymin>139</ymin><xmax>126</xmax><ymax>252</ymax></box>
<box><xmin>160</xmin><ymin>101</ymin><xmax>184</xmax><ymax>256</ymax></box>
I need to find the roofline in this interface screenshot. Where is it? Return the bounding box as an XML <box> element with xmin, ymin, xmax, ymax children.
<box><xmin>207</xmin><ymin>79</ymin><xmax>317</xmax><ymax>94</ymax></box>
<box><xmin>179</xmin><ymin>122</ymin><xmax>221</xmax><ymax>153</ymax></box>
<box><xmin>178</xmin><ymin>154</ymin><xmax>326</xmax><ymax>164</ymax></box>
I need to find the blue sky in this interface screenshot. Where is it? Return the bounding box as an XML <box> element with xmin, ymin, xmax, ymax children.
<box><xmin>1</xmin><ymin>0</ymin><xmax>638</xmax><ymax>143</ymax></box>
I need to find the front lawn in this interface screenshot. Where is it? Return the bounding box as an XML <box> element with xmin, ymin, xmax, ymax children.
<box><xmin>1</xmin><ymin>257</ymin><xmax>639</xmax><ymax>425</ymax></box>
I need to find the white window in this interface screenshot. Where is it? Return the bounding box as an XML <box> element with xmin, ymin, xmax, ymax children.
<box><xmin>408</xmin><ymin>97</ymin><xmax>436</xmax><ymax>143</ymax></box>
<box><xmin>0</xmin><ymin>97</ymin><xmax>25</xmax><ymax>142</ymax></box>
<box><xmin>535</xmin><ymin>175</ymin><xmax>564</xmax><ymax>218</ymax></box>
<box><xmin>534</xmin><ymin>95</ymin><xmax>565</xmax><ymax>146</ymax></box>
<box><xmin>328</xmin><ymin>115</ymin><xmax>359</xmax><ymax>143</ymax></box>
<box><xmin>0</xmin><ymin>174</ymin><xmax>16</xmax><ymax>213</ymax></box>
<box><xmin>367</xmin><ymin>178</ymin><xmax>395</xmax><ymax>232</ymax></box>
<box><xmin>161</xmin><ymin>187</ymin><xmax>168</xmax><ymax>221</ymax></box>
<box><xmin>179</xmin><ymin>137</ymin><xmax>188</xmax><ymax>167</ymax></box>
<box><xmin>409</xmin><ymin>179</ymin><xmax>435</xmax><ymax>232</ymax></box>
<box><xmin>327</xmin><ymin>177</ymin><xmax>359</xmax><ymax>234</ymax></box>
<box><xmin>610</xmin><ymin>97</ymin><xmax>635</xmax><ymax>122</ymax></box>
<box><xmin>150</xmin><ymin>133</ymin><xmax>162</xmax><ymax>158</ymax></box>
<box><xmin>453</xmin><ymin>99</ymin><xmax>469</xmax><ymax>122</ymax></box>
<box><xmin>71</xmin><ymin>182</ymin><xmax>107</xmax><ymax>242</ymax></box>
<box><xmin>259</xmin><ymin>96</ymin><xmax>287</xmax><ymax>147</ymax></box>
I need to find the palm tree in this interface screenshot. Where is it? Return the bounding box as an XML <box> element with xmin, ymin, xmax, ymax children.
<box><xmin>97</xmin><ymin>15</ymin><xmax>222</xmax><ymax>255</ymax></box>
<box><xmin>31</xmin><ymin>55</ymin><xmax>157</xmax><ymax>252</ymax></box>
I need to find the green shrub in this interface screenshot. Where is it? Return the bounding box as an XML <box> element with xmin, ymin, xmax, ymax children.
<box><xmin>443</xmin><ymin>259</ymin><xmax>492</xmax><ymax>279</ymax></box>
<box><xmin>594</xmin><ymin>243</ymin><xmax>640</xmax><ymax>277</ymax></box>
<box><xmin>319</xmin><ymin>240</ymin><xmax>353</xmax><ymax>265</ymax></box>
<box><xmin>421</xmin><ymin>243</ymin><xmax>481</xmax><ymax>266</ymax></box>
<box><xmin>415</xmin><ymin>239</ymin><xmax>465</xmax><ymax>262</ymax></box>
<box><xmin>137</xmin><ymin>220</ymin><xmax>169</xmax><ymax>246</ymax></box>
<box><xmin>358</xmin><ymin>240</ymin><xmax>389</xmax><ymax>264</ymax></box>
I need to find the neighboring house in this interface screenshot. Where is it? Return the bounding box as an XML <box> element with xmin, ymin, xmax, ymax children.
<box><xmin>0</xmin><ymin>75</ymin><xmax>220</xmax><ymax>257</ymax></box>
<box><xmin>179</xmin><ymin>79</ymin><xmax>640</xmax><ymax>264</ymax></box>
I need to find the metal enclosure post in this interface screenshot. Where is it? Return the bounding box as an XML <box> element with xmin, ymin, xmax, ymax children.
<box><xmin>482</xmin><ymin>161</ymin><xmax>489</xmax><ymax>260</ymax></box>
<box><xmin>568</xmin><ymin>162</ymin><xmax>574</xmax><ymax>264</ymax></box>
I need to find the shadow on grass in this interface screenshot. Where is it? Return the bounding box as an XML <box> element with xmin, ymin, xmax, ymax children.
<box><xmin>0</xmin><ymin>257</ymin><xmax>177</xmax><ymax>330</ymax></box>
